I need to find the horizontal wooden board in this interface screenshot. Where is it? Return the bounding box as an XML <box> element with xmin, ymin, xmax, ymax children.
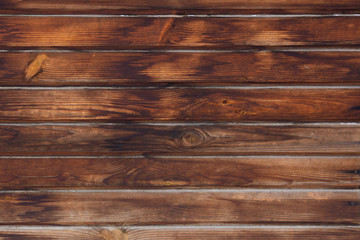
<box><xmin>0</xmin><ymin>0</ymin><xmax>360</xmax><ymax>14</ymax></box>
<box><xmin>1</xmin><ymin>17</ymin><xmax>360</xmax><ymax>49</ymax></box>
<box><xmin>1</xmin><ymin>226</ymin><xmax>360</xmax><ymax>240</ymax></box>
<box><xmin>0</xmin><ymin>156</ymin><xmax>359</xmax><ymax>189</ymax></box>
<box><xmin>3</xmin><ymin>51</ymin><xmax>360</xmax><ymax>86</ymax></box>
<box><xmin>1</xmin><ymin>88</ymin><xmax>360</xmax><ymax>122</ymax></box>
<box><xmin>1</xmin><ymin>124</ymin><xmax>360</xmax><ymax>156</ymax></box>
<box><xmin>0</xmin><ymin>190</ymin><xmax>359</xmax><ymax>225</ymax></box>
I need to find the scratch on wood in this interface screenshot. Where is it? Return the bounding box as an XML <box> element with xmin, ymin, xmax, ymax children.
<box><xmin>24</xmin><ymin>54</ymin><xmax>48</xmax><ymax>81</ymax></box>
<box><xmin>159</xmin><ymin>18</ymin><xmax>176</xmax><ymax>44</ymax></box>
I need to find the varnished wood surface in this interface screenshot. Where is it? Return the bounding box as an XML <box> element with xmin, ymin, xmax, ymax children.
<box><xmin>1</xmin><ymin>226</ymin><xmax>360</xmax><ymax>240</ymax></box>
<box><xmin>0</xmin><ymin>156</ymin><xmax>359</xmax><ymax>189</ymax></box>
<box><xmin>1</xmin><ymin>17</ymin><xmax>360</xmax><ymax>49</ymax></box>
<box><xmin>3</xmin><ymin>51</ymin><xmax>360</xmax><ymax>86</ymax></box>
<box><xmin>0</xmin><ymin>89</ymin><xmax>360</xmax><ymax>122</ymax></box>
<box><xmin>0</xmin><ymin>0</ymin><xmax>360</xmax><ymax>14</ymax></box>
<box><xmin>1</xmin><ymin>124</ymin><xmax>360</xmax><ymax>156</ymax></box>
<box><xmin>0</xmin><ymin>190</ymin><xmax>359</xmax><ymax>225</ymax></box>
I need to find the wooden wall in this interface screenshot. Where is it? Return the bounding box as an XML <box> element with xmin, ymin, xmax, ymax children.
<box><xmin>0</xmin><ymin>1</ymin><xmax>360</xmax><ymax>239</ymax></box>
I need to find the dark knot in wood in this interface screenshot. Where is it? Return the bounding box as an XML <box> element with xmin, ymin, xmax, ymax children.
<box><xmin>176</xmin><ymin>128</ymin><xmax>210</xmax><ymax>149</ymax></box>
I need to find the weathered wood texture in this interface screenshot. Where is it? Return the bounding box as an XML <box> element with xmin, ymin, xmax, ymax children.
<box><xmin>3</xmin><ymin>51</ymin><xmax>360</xmax><ymax>86</ymax></box>
<box><xmin>1</xmin><ymin>1</ymin><xmax>359</xmax><ymax>237</ymax></box>
<box><xmin>1</xmin><ymin>124</ymin><xmax>360</xmax><ymax>156</ymax></box>
<box><xmin>0</xmin><ymin>0</ymin><xmax>360</xmax><ymax>14</ymax></box>
<box><xmin>1</xmin><ymin>17</ymin><xmax>360</xmax><ymax>49</ymax></box>
<box><xmin>0</xmin><ymin>156</ymin><xmax>359</xmax><ymax>189</ymax></box>
<box><xmin>0</xmin><ymin>190</ymin><xmax>359</xmax><ymax>224</ymax></box>
<box><xmin>1</xmin><ymin>226</ymin><xmax>360</xmax><ymax>240</ymax></box>
<box><xmin>1</xmin><ymin>89</ymin><xmax>360</xmax><ymax>122</ymax></box>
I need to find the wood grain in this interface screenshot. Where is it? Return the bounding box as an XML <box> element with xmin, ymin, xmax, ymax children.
<box><xmin>1</xmin><ymin>124</ymin><xmax>360</xmax><ymax>156</ymax></box>
<box><xmin>0</xmin><ymin>190</ymin><xmax>359</xmax><ymax>225</ymax></box>
<box><xmin>1</xmin><ymin>226</ymin><xmax>360</xmax><ymax>240</ymax></box>
<box><xmin>1</xmin><ymin>17</ymin><xmax>360</xmax><ymax>49</ymax></box>
<box><xmin>0</xmin><ymin>156</ymin><xmax>359</xmax><ymax>189</ymax></box>
<box><xmin>0</xmin><ymin>88</ymin><xmax>360</xmax><ymax>122</ymax></box>
<box><xmin>0</xmin><ymin>0</ymin><xmax>359</xmax><ymax>14</ymax></box>
<box><xmin>3</xmin><ymin>51</ymin><xmax>360</xmax><ymax>86</ymax></box>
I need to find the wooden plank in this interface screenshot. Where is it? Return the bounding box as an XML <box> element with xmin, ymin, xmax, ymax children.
<box><xmin>1</xmin><ymin>124</ymin><xmax>360</xmax><ymax>156</ymax></box>
<box><xmin>0</xmin><ymin>190</ymin><xmax>359</xmax><ymax>225</ymax></box>
<box><xmin>0</xmin><ymin>156</ymin><xmax>359</xmax><ymax>189</ymax></box>
<box><xmin>0</xmin><ymin>88</ymin><xmax>360</xmax><ymax>122</ymax></box>
<box><xmin>1</xmin><ymin>226</ymin><xmax>360</xmax><ymax>240</ymax></box>
<box><xmin>3</xmin><ymin>51</ymin><xmax>360</xmax><ymax>86</ymax></box>
<box><xmin>0</xmin><ymin>0</ymin><xmax>359</xmax><ymax>14</ymax></box>
<box><xmin>1</xmin><ymin>17</ymin><xmax>360</xmax><ymax>49</ymax></box>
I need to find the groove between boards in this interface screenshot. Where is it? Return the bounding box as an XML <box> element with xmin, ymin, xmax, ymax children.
<box><xmin>1</xmin><ymin>155</ymin><xmax>360</xmax><ymax>158</ymax></box>
<box><xmin>0</xmin><ymin>189</ymin><xmax>358</xmax><ymax>193</ymax></box>
<box><xmin>1</xmin><ymin>86</ymin><xmax>360</xmax><ymax>90</ymax></box>
<box><xmin>1</xmin><ymin>225</ymin><xmax>360</xmax><ymax>229</ymax></box>
<box><xmin>0</xmin><ymin>46</ymin><xmax>360</xmax><ymax>53</ymax></box>
<box><xmin>1</xmin><ymin>14</ymin><xmax>360</xmax><ymax>18</ymax></box>
<box><xmin>0</xmin><ymin>122</ymin><xmax>358</xmax><ymax>126</ymax></box>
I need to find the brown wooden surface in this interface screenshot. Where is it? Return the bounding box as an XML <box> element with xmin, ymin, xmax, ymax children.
<box><xmin>3</xmin><ymin>51</ymin><xmax>360</xmax><ymax>86</ymax></box>
<box><xmin>0</xmin><ymin>88</ymin><xmax>360</xmax><ymax>122</ymax></box>
<box><xmin>1</xmin><ymin>226</ymin><xmax>360</xmax><ymax>240</ymax></box>
<box><xmin>0</xmin><ymin>190</ymin><xmax>359</xmax><ymax>225</ymax></box>
<box><xmin>1</xmin><ymin>124</ymin><xmax>360</xmax><ymax>156</ymax></box>
<box><xmin>1</xmin><ymin>1</ymin><xmax>359</xmax><ymax>237</ymax></box>
<box><xmin>1</xmin><ymin>0</ymin><xmax>360</xmax><ymax>14</ymax></box>
<box><xmin>0</xmin><ymin>156</ymin><xmax>359</xmax><ymax>189</ymax></box>
<box><xmin>1</xmin><ymin>17</ymin><xmax>360</xmax><ymax>49</ymax></box>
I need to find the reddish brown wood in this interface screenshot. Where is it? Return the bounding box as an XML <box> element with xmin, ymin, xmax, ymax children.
<box><xmin>0</xmin><ymin>156</ymin><xmax>359</xmax><ymax>189</ymax></box>
<box><xmin>0</xmin><ymin>0</ymin><xmax>359</xmax><ymax>14</ymax></box>
<box><xmin>0</xmin><ymin>190</ymin><xmax>359</xmax><ymax>225</ymax></box>
<box><xmin>1</xmin><ymin>17</ymin><xmax>360</xmax><ymax>49</ymax></box>
<box><xmin>2</xmin><ymin>51</ymin><xmax>360</xmax><ymax>86</ymax></box>
<box><xmin>1</xmin><ymin>226</ymin><xmax>360</xmax><ymax>240</ymax></box>
<box><xmin>0</xmin><ymin>88</ymin><xmax>360</xmax><ymax>122</ymax></box>
<box><xmin>1</xmin><ymin>124</ymin><xmax>360</xmax><ymax>156</ymax></box>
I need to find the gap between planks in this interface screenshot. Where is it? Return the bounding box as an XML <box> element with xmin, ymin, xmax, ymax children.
<box><xmin>0</xmin><ymin>189</ymin><xmax>358</xmax><ymax>193</ymax></box>
<box><xmin>1</xmin><ymin>225</ymin><xmax>360</xmax><ymax>230</ymax></box>
<box><xmin>1</xmin><ymin>14</ymin><xmax>360</xmax><ymax>18</ymax></box>
<box><xmin>0</xmin><ymin>46</ymin><xmax>360</xmax><ymax>53</ymax></box>
<box><xmin>1</xmin><ymin>155</ymin><xmax>360</xmax><ymax>158</ymax></box>
<box><xmin>2</xmin><ymin>86</ymin><xmax>360</xmax><ymax>90</ymax></box>
<box><xmin>0</xmin><ymin>122</ymin><xmax>359</xmax><ymax>126</ymax></box>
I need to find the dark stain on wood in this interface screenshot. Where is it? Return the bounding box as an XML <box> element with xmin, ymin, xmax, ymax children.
<box><xmin>0</xmin><ymin>89</ymin><xmax>360</xmax><ymax>122</ymax></box>
<box><xmin>0</xmin><ymin>124</ymin><xmax>359</xmax><ymax>156</ymax></box>
<box><xmin>1</xmin><ymin>17</ymin><xmax>360</xmax><ymax>49</ymax></box>
<box><xmin>2</xmin><ymin>193</ymin><xmax>60</xmax><ymax>223</ymax></box>
<box><xmin>1</xmin><ymin>0</ymin><xmax>360</xmax><ymax>14</ymax></box>
<box><xmin>1</xmin><ymin>0</ymin><xmax>359</xmax><ymax>236</ymax></box>
<box><xmin>3</xmin><ymin>51</ymin><xmax>360</xmax><ymax>86</ymax></box>
<box><xmin>342</xmin><ymin>169</ymin><xmax>360</xmax><ymax>175</ymax></box>
<box><xmin>0</xmin><ymin>190</ymin><xmax>359</xmax><ymax>225</ymax></box>
<box><xmin>0</xmin><ymin>156</ymin><xmax>359</xmax><ymax>189</ymax></box>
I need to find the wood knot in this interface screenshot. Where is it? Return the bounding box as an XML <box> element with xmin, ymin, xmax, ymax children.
<box><xmin>57</xmin><ymin>173</ymin><xmax>70</xmax><ymax>181</ymax></box>
<box><xmin>99</xmin><ymin>228</ymin><xmax>128</xmax><ymax>240</ymax></box>
<box><xmin>235</xmin><ymin>109</ymin><xmax>247</xmax><ymax>115</ymax></box>
<box><xmin>24</xmin><ymin>54</ymin><xmax>48</xmax><ymax>81</ymax></box>
<box><xmin>177</xmin><ymin>128</ymin><xmax>210</xmax><ymax>148</ymax></box>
